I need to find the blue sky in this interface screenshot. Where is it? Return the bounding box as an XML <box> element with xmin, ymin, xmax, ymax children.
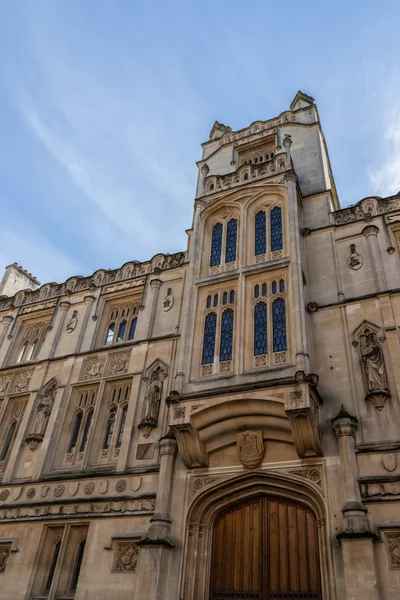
<box><xmin>0</xmin><ymin>1</ymin><xmax>399</xmax><ymax>285</ymax></box>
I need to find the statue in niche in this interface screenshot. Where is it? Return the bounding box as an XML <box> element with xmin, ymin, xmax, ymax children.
<box><xmin>26</xmin><ymin>381</ymin><xmax>57</xmax><ymax>450</ymax></box>
<box><xmin>348</xmin><ymin>244</ymin><xmax>363</xmax><ymax>270</ymax></box>
<box><xmin>138</xmin><ymin>365</ymin><xmax>166</xmax><ymax>437</ymax></box>
<box><xmin>360</xmin><ymin>330</ymin><xmax>390</xmax><ymax>410</ymax></box>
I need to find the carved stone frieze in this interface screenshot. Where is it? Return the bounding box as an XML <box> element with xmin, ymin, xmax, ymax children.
<box><xmin>112</xmin><ymin>541</ymin><xmax>139</xmax><ymax>572</ymax></box>
<box><xmin>384</xmin><ymin>531</ymin><xmax>400</xmax><ymax>569</ymax></box>
<box><xmin>0</xmin><ymin>374</ymin><xmax>12</xmax><ymax>396</ymax></box>
<box><xmin>333</xmin><ymin>193</ymin><xmax>400</xmax><ymax>225</ymax></box>
<box><xmin>81</xmin><ymin>355</ymin><xmax>106</xmax><ymax>381</ymax></box>
<box><xmin>105</xmin><ymin>351</ymin><xmax>131</xmax><ymax>378</ymax></box>
<box><xmin>10</xmin><ymin>370</ymin><xmax>33</xmax><ymax>394</ymax></box>
<box><xmin>360</xmin><ymin>479</ymin><xmax>400</xmax><ymax>500</ymax></box>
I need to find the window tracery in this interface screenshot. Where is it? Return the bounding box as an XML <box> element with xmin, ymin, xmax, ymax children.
<box><xmin>208</xmin><ymin>217</ymin><xmax>239</xmax><ymax>274</ymax></box>
<box><xmin>201</xmin><ymin>287</ymin><xmax>236</xmax><ymax>376</ymax></box>
<box><xmin>251</xmin><ymin>275</ymin><xmax>287</xmax><ymax>368</ymax></box>
<box><xmin>103</xmin><ymin>301</ymin><xmax>139</xmax><ymax>346</ymax></box>
<box><xmin>252</xmin><ymin>204</ymin><xmax>284</xmax><ymax>264</ymax></box>
<box><xmin>100</xmin><ymin>381</ymin><xmax>131</xmax><ymax>461</ymax></box>
<box><xmin>65</xmin><ymin>388</ymin><xmax>97</xmax><ymax>466</ymax></box>
<box><xmin>16</xmin><ymin>320</ymin><xmax>48</xmax><ymax>364</ymax></box>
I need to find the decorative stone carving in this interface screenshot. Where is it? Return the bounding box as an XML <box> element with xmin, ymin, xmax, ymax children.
<box><xmin>173</xmin><ymin>406</ymin><xmax>186</xmax><ymax>419</ymax></box>
<box><xmin>162</xmin><ymin>288</ymin><xmax>174</xmax><ymax>312</ymax></box>
<box><xmin>0</xmin><ymin>490</ymin><xmax>10</xmax><ymax>502</ymax></box>
<box><xmin>26</xmin><ymin>487</ymin><xmax>36</xmax><ymax>499</ymax></box>
<box><xmin>66</xmin><ymin>310</ymin><xmax>78</xmax><ymax>333</ymax></box>
<box><xmin>25</xmin><ymin>378</ymin><xmax>58</xmax><ymax>450</ymax></box>
<box><xmin>236</xmin><ymin>430</ymin><xmax>264</xmax><ymax>469</ymax></box>
<box><xmin>136</xmin><ymin>443</ymin><xmax>154</xmax><ymax>460</ymax></box>
<box><xmin>84</xmin><ymin>482</ymin><xmax>95</xmax><ymax>495</ymax></box>
<box><xmin>0</xmin><ymin>545</ymin><xmax>11</xmax><ymax>573</ymax></box>
<box><xmin>139</xmin><ymin>362</ymin><xmax>168</xmax><ymax>438</ymax></box>
<box><xmin>359</xmin><ymin>329</ymin><xmax>390</xmax><ymax>410</ymax></box>
<box><xmin>190</xmin><ymin>476</ymin><xmax>217</xmax><ymax>497</ymax></box>
<box><xmin>81</xmin><ymin>355</ymin><xmax>106</xmax><ymax>381</ymax></box>
<box><xmin>68</xmin><ymin>482</ymin><xmax>79</xmax><ymax>497</ymax></box>
<box><xmin>291</xmin><ymin>467</ymin><xmax>322</xmax><ymax>487</ymax></box>
<box><xmin>113</xmin><ymin>541</ymin><xmax>139</xmax><ymax>572</ymax></box>
<box><xmin>115</xmin><ymin>479</ymin><xmax>127</xmax><ymax>492</ymax></box>
<box><xmin>384</xmin><ymin>532</ymin><xmax>400</xmax><ymax>568</ymax></box>
<box><xmin>105</xmin><ymin>351</ymin><xmax>131</xmax><ymax>378</ymax></box>
<box><xmin>10</xmin><ymin>369</ymin><xmax>33</xmax><ymax>394</ymax></box>
<box><xmin>383</xmin><ymin>454</ymin><xmax>397</xmax><ymax>472</ymax></box>
<box><xmin>0</xmin><ymin>375</ymin><xmax>11</xmax><ymax>396</ymax></box>
<box><xmin>348</xmin><ymin>243</ymin><xmax>363</xmax><ymax>270</ymax></box>
<box><xmin>54</xmin><ymin>484</ymin><xmax>65</xmax><ymax>498</ymax></box>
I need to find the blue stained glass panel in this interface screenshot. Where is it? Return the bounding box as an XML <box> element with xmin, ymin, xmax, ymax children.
<box><xmin>273</xmin><ymin>298</ymin><xmax>287</xmax><ymax>352</ymax></box>
<box><xmin>201</xmin><ymin>313</ymin><xmax>217</xmax><ymax>365</ymax></box>
<box><xmin>270</xmin><ymin>206</ymin><xmax>283</xmax><ymax>252</ymax></box>
<box><xmin>279</xmin><ymin>279</ymin><xmax>285</xmax><ymax>292</ymax></box>
<box><xmin>255</xmin><ymin>210</ymin><xmax>267</xmax><ymax>256</ymax></box>
<box><xmin>222</xmin><ymin>292</ymin><xmax>227</xmax><ymax>305</ymax></box>
<box><xmin>213</xmin><ymin>294</ymin><xmax>218</xmax><ymax>307</ymax></box>
<box><xmin>210</xmin><ymin>223</ymin><xmax>223</xmax><ymax>267</ymax></box>
<box><xmin>262</xmin><ymin>283</ymin><xmax>267</xmax><ymax>297</ymax></box>
<box><xmin>206</xmin><ymin>295</ymin><xmax>211</xmax><ymax>309</ymax></box>
<box><xmin>229</xmin><ymin>290</ymin><xmax>235</xmax><ymax>304</ymax></box>
<box><xmin>254</xmin><ymin>302</ymin><xmax>267</xmax><ymax>356</ymax></box>
<box><xmin>219</xmin><ymin>308</ymin><xmax>234</xmax><ymax>362</ymax></box>
<box><xmin>254</xmin><ymin>285</ymin><xmax>259</xmax><ymax>298</ymax></box>
<box><xmin>272</xmin><ymin>280</ymin><xmax>277</xmax><ymax>294</ymax></box>
<box><xmin>225</xmin><ymin>218</ymin><xmax>238</xmax><ymax>263</ymax></box>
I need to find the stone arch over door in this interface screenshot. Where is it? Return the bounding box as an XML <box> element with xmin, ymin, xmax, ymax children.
<box><xmin>181</xmin><ymin>470</ymin><xmax>334</xmax><ymax>600</ymax></box>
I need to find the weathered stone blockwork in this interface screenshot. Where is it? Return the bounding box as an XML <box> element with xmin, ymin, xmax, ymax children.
<box><xmin>0</xmin><ymin>91</ymin><xmax>399</xmax><ymax>599</ymax></box>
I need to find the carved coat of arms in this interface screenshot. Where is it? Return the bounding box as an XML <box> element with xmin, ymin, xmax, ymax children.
<box><xmin>236</xmin><ymin>430</ymin><xmax>264</xmax><ymax>469</ymax></box>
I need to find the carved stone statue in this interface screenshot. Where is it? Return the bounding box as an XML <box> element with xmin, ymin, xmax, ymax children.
<box><xmin>360</xmin><ymin>331</ymin><xmax>390</xmax><ymax>410</ymax></box>
<box><xmin>360</xmin><ymin>332</ymin><xmax>387</xmax><ymax>392</ymax></box>
<box><xmin>145</xmin><ymin>383</ymin><xmax>161</xmax><ymax>423</ymax></box>
<box><xmin>26</xmin><ymin>381</ymin><xmax>57</xmax><ymax>450</ymax></box>
<box><xmin>138</xmin><ymin>364</ymin><xmax>166</xmax><ymax>437</ymax></box>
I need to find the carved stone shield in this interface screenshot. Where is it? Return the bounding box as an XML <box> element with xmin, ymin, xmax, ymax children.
<box><xmin>383</xmin><ymin>453</ymin><xmax>397</xmax><ymax>472</ymax></box>
<box><xmin>236</xmin><ymin>430</ymin><xmax>264</xmax><ymax>469</ymax></box>
<box><xmin>131</xmin><ymin>476</ymin><xmax>142</xmax><ymax>492</ymax></box>
<box><xmin>68</xmin><ymin>482</ymin><xmax>79</xmax><ymax>497</ymax></box>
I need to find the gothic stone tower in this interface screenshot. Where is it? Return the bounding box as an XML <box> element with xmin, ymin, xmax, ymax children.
<box><xmin>0</xmin><ymin>91</ymin><xmax>399</xmax><ymax>600</ymax></box>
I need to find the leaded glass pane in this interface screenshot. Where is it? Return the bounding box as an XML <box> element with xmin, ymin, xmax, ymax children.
<box><xmin>213</xmin><ymin>294</ymin><xmax>218</xmax><ymax>307</ymax></box>
<box><xmin>206</xmin><ymin>295</ymin><xmax>211</xmax><ymax>309</ymax></box>
<box><xmin>225</xmin><ymin>218</ymin><xmax>237</xmax><ymax>263</ymax></box>
<box><xmin>128</xmin><ymin>318</ymin><xmax>137</xmax><ymax>340</ymax></box>
<box><xmin>254</xmin><ymin>285</ymin><xmax>259</xmax><ymax>298</ymax></box>
<box><xmin>272</xmin><ymin>280</ymin><xmax>277</xmax><ymax>294</ymax></box>
<box><xmin>201</xmin><ymin>313</ymin><xmax>217</xmax><ymax>365</ymax></box>
<box><xmin>210</xmin><ymin>223</ymin><xmax>223</xmax><ymax>267</ymax></box>
<box><xmin>262</xmin><ymin>283</ymin><xmax>267</xmax><ymax>297</ymax></box>
<box><xmin>222</xmin><ymin>292</ymin><xmax>228</xmax><ymax>305</ymax></box>
<box><xmin>273</xmin><ymin>298</ymin><xmax>287</xmax><ymax>352</ymax></box>
<box><xmin>229</xmin><ymin>290</ymin><xmax>235</xmax><ymax>304</ymax></box>
<box><xmin>255</xmin><ymin>210</ymin><xmax>266</xmax><ymax>256</ymax></box>
<box><xmin>219</xmin><ymin>308</ymin><xmax>234</xmax><ymax>362</ymax></box>
<box><xmin>254</xmin><ymin>302</ymin><xmax>267</xmax><ymax>356</ymax></box>
<box><xmin>279</xmin><ymin>279</ymin><xmax>285</xmax><ymax>292</ymax></box>
<box><xmin>270</xmin><ymin>206</ymin><xmax>283</xmax><ymax>252</ymax></box>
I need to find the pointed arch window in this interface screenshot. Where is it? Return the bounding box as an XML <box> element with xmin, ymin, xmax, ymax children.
<box><xmin>106</xmin><ymin>323</ymin><xmax>115</xmax><ymax>345</ymax></box>
<box><xmin>0</xmin><ymin>421</ymin><xmax>17</xmax><ymax>463</ymax></box>
<box><xmin>273</xmin><ymin>298</ymin><xmax>287</xmax><ymax>352</ymax></box>
<box><xmin>117</xmin><ymin>320</ymin><xmax>126</xmax><ymax>343</ymax></box>
<box><xmin>201</xmin><ymin>312</ymin><xmax>217</xmax><ymax>365</ymax></box>
<box><xmin>210</xmin><ymin>223</ymin><xmax>223</xmax><ymax>267</ymax></box>
<box><xmin>270</xmin><ymin>206</ymin><xmax>283</xmax><ymax>253</ymax></box>
<box><xmin>255</xmin><ymin>210</ymin><xmax>267</xmax><ymax>256</ymax></box>
<box><xmin>99</xmin><ymin>381</ymin><xmax>131</xmax><ymax>462</ymax></box>
<box><xmin>65</xmin><ymin>388</ymin><xmax>97</xmax><ymax>466</ymax></box>
<box><xmin>254</xmin><ymin>302</ymin><xmax>267</xmax><ymax>356</ymax></box>
<box><xmin>225</xmin><ymin>218</ymin><xmax>238</xmax><ymax>263</ymax></box>
<box><xmin>103</xmin><ymin>302</ymin><xmax>139</xmax><ymax>346</ymax></box>
<box><xmin>220</xmin><ymin>308</ymin><xmax>234</xmax><ymax>362</ymax></box>
<box><xmin>15</xmin><ymin>320</ymin><xmax>48</xmax><ymax>364</ymax></box>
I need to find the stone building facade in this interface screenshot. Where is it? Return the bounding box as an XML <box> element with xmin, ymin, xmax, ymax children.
<box><xmin>0</xmin><ymin>91</ymin><xmax>399</xmax><ymax>599</ymax></box>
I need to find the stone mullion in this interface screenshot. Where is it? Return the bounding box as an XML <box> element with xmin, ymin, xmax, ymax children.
<box><xmin>81</xmin><ymin>377</ymin><xmax>106</xmax><ymax>471</ymax></box>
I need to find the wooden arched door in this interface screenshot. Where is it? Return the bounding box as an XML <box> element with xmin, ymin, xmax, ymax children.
<box><xmin>210</xmin><ymin>496</ymin><xmax>322</xmax><ymax>600</ymax></box>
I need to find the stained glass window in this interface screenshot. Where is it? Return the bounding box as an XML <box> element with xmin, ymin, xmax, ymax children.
<box><xmin>206</xmin><ymin>295</ymin><xmax>211</xmax><ymax>309</ymax></box>
<box><xmin>255</xmin><ymin>210</ymin><xmax>266</xmax><ymax>256</ymax></box>
<box><xmin>273</xmin><ymin>298</ymin><xmax>287</xmax><ymax>352</ymax></box>
<box><xmin>262</xmin><ymin>283</ymin><xmax>267</xmax><ymax>297</ymax></box>
<box><xmin>210</xmin><ymin>223</ymin><xmax>223</xmax><ymax>267</ymax></box>
<box><xmin>201</xmin><ymin>312</ymin><xmax>217</xmax><ymax>365</ymax></box>
<box><xmin>225</xmin><ymin>218</ymin><xmax>238</xmax><ymax>263</ymax></box>
<box><xmin>220</xmin><ymin>308</ymin><xmax>234</xmax><ymax>362</ymax></box>
<box><xmin>270</xmin><ymin>206</ymin><xmax>283</xmax><ymax>252</ymax></box>
<box><xmin>213</xmin><ymin>294</ymin><xmax>218</xmax><ymax>307</ymax></box>
<box><xmin>229</xmin><ymin>290</ymin><xmax>235</xmax><ymax>304</ymax></box>
<box><xmin>272</xmin><ymin>280</ymin><xmax>277</xmax><ymax>295</ymax></box>
<box><xmin>254</xmin><ymin>285</ymin><xmax>259</xmax><ymax>298</ymax></box>
<box><xmin>222</xmin><ymin>292</ymin><xmax>228</xmax><ymax>305</ymax></box>
<box><xmin>254</xmin><ymin>302</ymin><xmax>267</xmax><ymax>356</ymax></box>
<box><xmin>279</xmin><ymin>279</ymin><xmax>285</xmax><ymax>293</ymax></box>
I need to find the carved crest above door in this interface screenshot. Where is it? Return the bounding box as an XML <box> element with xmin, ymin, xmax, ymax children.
<box><xmin>236</xmin><ymin>430</ymin><xmax>264</xmax><ymax>468</ymax></box>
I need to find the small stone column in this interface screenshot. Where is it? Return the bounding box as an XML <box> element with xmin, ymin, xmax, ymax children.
<box><xmin>363</xmin><ymin>225</ymin><xmax>387</xmax><ymax>292</ymax></box>
<box><xmin>135</xmin><ymin>434</ymin><xmax>177</xmax><ymax>599</ymax></box>
<box><xmin>332</xmin><ymin>405</ymin><xmax>381</xmax><ymax>600</ymax></box>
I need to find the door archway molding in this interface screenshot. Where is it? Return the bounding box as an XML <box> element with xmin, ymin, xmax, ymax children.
<box><xmin>180</xmin><ymin>469</ymin><xmax>335</xmax><ymax>600</ymax></box>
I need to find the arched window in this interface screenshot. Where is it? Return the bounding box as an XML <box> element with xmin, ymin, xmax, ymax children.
<box><xmin>117</xmin><ymin>320</ymin><xmax>126</xmax><ymax>343</ymax></box>
<box><xmin>70</xmin><ymin>537</ymin><xmax>86</xmax><ymax>591</ymax></box>
<box><xmin>270</xmin><ymin>206</ymin><xmax>283</xmax><ymax>253</ymax></box>
<box><xmin>202</xmin><ymin>313</ymin><xmax>217</xmax><ymax>365</ymax></box>
<box><xmin>220</xmin><ymin>308</ymin><xmax>234</xmax><ymax>362</ymax></box>
<box><xmin>255</xmin><ymin>210</ymin><xmax>267</xmax><ymax>256</ymax></box>
<box><xmin>0</xmin><ymin>421</ymin><xmax>17</xmax><ymax>462</ymax></box>
<box><xmin>46</xmin><ymin>539</ymin><xmax>61</xmax><ymax>591</ymax></box>
<box><xmin>103</xmin><ymin>409</ymin><xmax>116</xmax><ymax>450</ymax></box>
<box><xmin>225</xmin><ymin>218</ymin><xmax>238</xmax><ymax>263</ymax></box>
<box><xmin>79</xmin><ymin>409</ymin><xmax>93</xmax><ymax>453</ymax></box>
<box><xmin>67</xmin><ymin>411</ymin><xmax>83</xmax><ymax>454</ymax></box>
<box><xmin>18</xmin><ymin>341</ymin><xmax>28</xmax><ymax>363</ymax></box>
<box><xmin>128</xmin><ymin>318</ymin><xmax>137</xmax><ymax>340</ymax></box>
<box><xmin>210</xmin><ymin>223</ymin><xmax>223</xmax><ymax>267</ymax></box>
<box><xmin>105</xmin><ymin>323</ymin><xmax>115</xmax><ymax>345</ymax></box>
<box><xmin>273</xmin><ymin>298</ymin><xmax>287</xmax><ymax>352</ymax></box>
<box><xmin>29</xmin><ymin>339</ymin><xmax>39</xmax><ymax>360</ymax></box>
<box><xmin>116</xmin><ymin>405</ymin><xmax>127</xmax><ymax>448</ymax></box>
<box><xmin>254</xmin><ymin>302</ymin><xmax>267</xmax><ymax>356</ymax></box>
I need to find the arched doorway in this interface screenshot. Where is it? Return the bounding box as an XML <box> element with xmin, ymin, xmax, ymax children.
<box><xmin>210</xmin><ymin>496</ymin><xmax>321</xmax><ymax>599</ymax></box>
<box><xmin>181</xmin><ymin>471</ymin><xmax>332</xmax><ymax>600</ymax></box>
